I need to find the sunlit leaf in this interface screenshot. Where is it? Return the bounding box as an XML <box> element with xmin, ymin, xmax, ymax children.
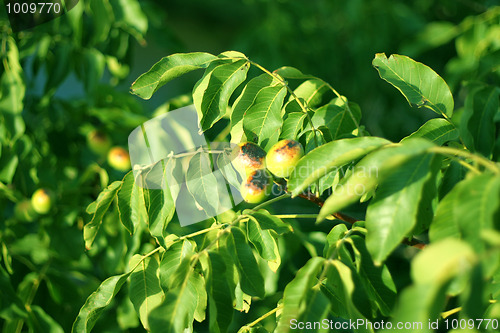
<box><xmin>401</xmin><ymin>118</ymin><xmax>459</xmax><ymax>145</ymax></box>
<box><xmin>131</xmin><ymin>52</ymin><xmax>217</xmax><ymax>99</ymax></box>
<box><xmin>231</xmin><ymin>74</ymin><xmax>276</xmax><ymax>143</ymax></box>
<box><xmin>288</xmin><ymin>137</ymin><xmax>390</xmax><ymax>197</ymax></box>
<box><xmin>128</xmin><ymin>255</ymin><xmax>164</xmax><ymax>330</ymax></box>
<box><xmin>117</xmin><ymin>171</ymin><xmax>148</xmax><ymax>234</ymax></box>
<box><xmin>318</xmin><ymin>139</ymin><xmax>434</xmax><ymax>221</ymax></box>
<box><xmin>197</xmin><ymin>60</ymin><xmax>250</xmax><ymax>131</ymax></box>
<box><xmin>72</xmin><ymin>272</ymin><xmax>132</xmax><ymax>333</ymax></box>
<box><xmin>243</xmin><ymin>84</ymin><xmax>287</xmax><ymax>150</ymax></box>
<box><xmin>373</xmin><ymin>53</ymin><xmax>454</xmax><ymax>117</ymax></box>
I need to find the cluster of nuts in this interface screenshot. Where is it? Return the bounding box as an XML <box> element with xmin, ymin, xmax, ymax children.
<box><xmin>233</xmin><ymin>139</ymin><xmax>304</xmax><ymax>203</ymax></box>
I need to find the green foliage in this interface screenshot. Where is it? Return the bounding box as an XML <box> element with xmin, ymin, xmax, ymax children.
<box><xmin>2</xmin><ymin>2</ymin><xmax>500</xmax><ymax>333</ymax></box>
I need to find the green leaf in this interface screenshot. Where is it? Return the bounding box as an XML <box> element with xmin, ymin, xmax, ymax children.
<box><xmin>274</xmin><ymin>66</ymin><xmax>311</xmax><ymax>80</ymax></box>
<box><xmin>275</xmin><ymin>257</ymin><xmax>325</xmax><ymax>333</ymax></box>
<box><xmin>243</xmin><ymin>84</ymin><xmax>287</xmax><ymax>150</ymax></box>
<box><xmin>89</xmin><ymin>0</ymin><xmax>114</xmax><ymax>45</ymax></box>
<box><xmin>307</xmin><ymin>99</ymin><xmax>362</xmax><ymax>140</ymax></box>
<box><xmin>146</xmin><ymin>163</ymin><xmax>176</xmax><ymax>245</ymax></box>
<box><xmin>0</xmin><ymin>266</ymin><xmax>28</xmax><ymax>321</ymax></box>
<box><xmin>372</xmin><ymin>53</ymin><xmax>454</xmax><ymax>117</ymax></box>
<box><xmin>186</xmin><ymin>152</ymin><xmax>220</xmax><ymax>217</ymax></box>
<box><xmin>231</xmin><ymin>74</ymin><xmax>276</xmax><ymax>143</ymax></box>
<box><xmin>117</xmin><ymin>171</ymin><xmax>148</xmax><ymax>234</ymax></box>
<box><xmin>245</xmin><ymin>209</ymin><xmax>293</xmax><ymax>235</ymax></box>
<box><xmin>460</xmin><ymin>86</ymin><xmax>499</xmax><ymax>157</ymax></box>
<box><xmin>217</xmin><ymin>149</ymin><xmax>244</xmax><ymax>190</ymax></box>
<box><xmin>159</xmin><ymin>240</ymin><xmax>196</xmax><ymax>290</ymax></box>
<box><xmin>288</xmin><ymin>137</ymin><xmax>390</xmax><ymax>197</ymax></box>
<box><xmin>297</xmin><ymin>288</ymin><xmax>331</xmax><ymax>332</ymax></box>
<box><xmin>291</xmin><ymin>79</ymin><xmax>328</xmax><ymax>108</ymax></box>
<box><xmin>429</xmin><ymin>173</ymin><xmax>500</xmax><ymax>252</ymax></box>
<box><xmin>401</xmin><ymin>118</ymin><xmax>459</xmax><ymax>145</ymax></box>
<box><xmin>318</xmin><ymin>139</ymin><xmax>435</xmax><ymax>222</ymax></box>
<box><xmin>412</xmin><ymin>238</ymin><xmax>476</xmax><ymax>286</ymax></box>
<box><xmin>207</xmin><ymin>251</ymin><xmax>234</xmax><ymax>333</ymax></box>
<box><xmin>130</xmin><ymin>53</ymin><xmax>217</xmax><ymax>99</ymax></box>
<box><xmin>128</xmin><ymin>255</ymin><xmax>164</xmax><ymax>330</ymax></box>
<box><xmin>280</xmin><ymin>112</ymin><xmax>306</xmax><ymax>141</ymax></box>
<box><xmin>323</xmin><ymin>224</ymin><xmax>349</xmax><ymax>258</ymax></box>
<box><xmin>384</xmin><ymin>284</ymin><xmax>448</xmax><ymax>333</ymax></box>
<box><xmin>350</xmin><ymin>236</ymin><xmax>397</xmax><ymax>316</ymax></box>
<box><xmin>84</xmin><ymin>181</ymin><xmax>123</xmax><ymax>249</ymax></box>
<box><xmin>112</xmin><ymin>0</ymin><xmax>148</xmax><ymax>40</ymax></box>
<box><xmin>148</xmin><ymin>256</ymin><xmax>200</xmax><ymax>332</ymax></box>
<box><xmin>321</xmin><ymin>261</ymin><xmax>374</xmax><ymax>332</ymax></box>
<box><xmin>246</xmin><ymin>219</ymin><xmax>281</xmax><ymax>272</ymax></box>
<box><xmin>226</xmin><ymin>227</ymin><xmax>265</xmax><ymax>298</ymax></box>
<box><xmin>365</xmin><ymin>154</ymin><xmax>437</xmax><ymax>264</ymax></box>
<box><xmin>72</xmin><ymin>272</ymin><xmax>132</xmax><ymax>333</ymax></box>
<box><xmin>197</xmin><ymin>60</ymin><xmax>250</xmax><ymax>131</ymax></box>
<box><xmin>28</xmin><ymin>305</ymin><xmax>64</xmax><ymax>333</ymax></box>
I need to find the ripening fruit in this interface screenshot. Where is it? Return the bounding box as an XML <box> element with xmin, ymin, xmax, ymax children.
<box><xmin>31</xmin><ymin>189</ymin><xmax>53</xmax><ymax>215</ymax></box>
<box><xmin>107</xmin><ymin>146</ymin><xmax>131</xmax><ymax>172</ymax></box>
<box><xmin>232</xmin><ymin>142</ymin><xmax>267</xmax><ymax>176</ymax></box>
<box><xmin>266</xmin><ymin>139</ymin><xmax>304</xmax><ymax>178</ymax></box>
<box><xmin>14</xmin><ymin>200</ymin><xmax>37</xmax><ymax>222</ymax></box>
<box><xmin>240</xmin><ymin>169</ymin><xmax>272</xmax><ymax>204</ymax></box>
<box><xmin>87</xmin><ymin>130</ymin><xmax>112</xmax><ymax>156</ymax></box>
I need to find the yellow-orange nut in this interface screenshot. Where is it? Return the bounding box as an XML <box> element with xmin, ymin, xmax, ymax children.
<box><xmin>240</xmin><ymin>169</ymin><xmax>272</xmax><ymax>204</ymax></box>
<box><xmin>107</xmin><ymin>146</ymin><xmax>131</xmax><ymax>172</ymax></box>
<box><xmin>232</xmin><ymin>142</ymin><xmax>267</xmax><ymax>176</ymax></box>
<box><xmin>31</xmin><ymin>189</ymin><xmax>53</xmax><ymax>215</ymax></box>
<box><xmin>87</xmin><ymin>130</ymin><xmax>112</xmax><ymax>156</ymax></box>
<box><xmin>266</xmin><ymin>140</ymin><xmax>304</xmax><ymax>178</ymax></box>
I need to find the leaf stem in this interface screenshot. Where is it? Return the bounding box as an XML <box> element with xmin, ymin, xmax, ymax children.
<box><xmin>242</xmin><ymin>303</ymin><xmax>283</xmax><ymax>329</ymax></box>
<box><xmin>274</xmin><ymin>214</ymin><xmax>325</xmax><ymax>219</ymax></box>
<box><xmin>429</xmin><ymin>146</ymin><xmax>500</xmax><ymax>174</ymax></box>
<box><xmin>252</xmin><ymin>193</ymin><xmax>291</xmax><ymax>211</ymax></box>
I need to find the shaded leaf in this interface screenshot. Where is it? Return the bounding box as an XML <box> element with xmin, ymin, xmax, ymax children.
<box><xmin>460</xmin><ymin>86</ymin><xmax>499</xmax><ymax>156</ymax></box>
<box><xmin>226</xmin><ymin>228</ymin><xmax>265</xmax><ymax>298</ymax></box>
<box><xmin>275</xmin><ymin>257</ymin><xmax>325</xmax><ymax>333</ymax></box>
<box><xmin>246</xmin><ymin>219</ymin><xmax>280</xmax><ymax>272</ymax></box>
<box><xmin>84</xmin><ymin>181</ymin><xmax>122</xmax><ymax>249</ymax></box>
<box><xmin>207</xmin><ymin>251</ymin><xmax>234</xmax><ymax>333</ymax></box>
<box><xmin>365</xmin><ymin>154</ymin><xmax>437</xmax><ymax>264</ymax></box>
<box><xmin>429</xmin><ymin>173</ymin><xmax>500</xmax><ymax>252</ymax></box>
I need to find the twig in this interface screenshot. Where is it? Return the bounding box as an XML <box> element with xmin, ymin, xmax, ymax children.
<box><xmin>296</xmin><ymin>190</ymin><xmax>427</xmax><ymax>250</ymax></box>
